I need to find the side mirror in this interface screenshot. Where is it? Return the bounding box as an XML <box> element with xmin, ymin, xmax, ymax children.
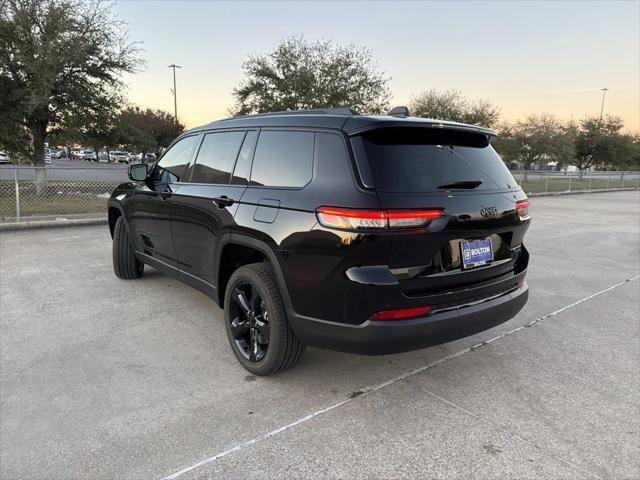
<box><xmin>129</xmin><ymin>163</ymin><xmax>148</xmax><ymax>181</ymax></box>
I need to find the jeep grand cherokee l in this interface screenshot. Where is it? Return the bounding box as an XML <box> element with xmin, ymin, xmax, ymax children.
<box><xmin>108</xmin><ymin>107</ymin><xmax>530</xmax><ymax>375</ymax></box>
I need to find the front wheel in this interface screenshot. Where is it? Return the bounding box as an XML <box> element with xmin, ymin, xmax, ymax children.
<box><xmin>112</xmin><ymin>216</ymin><xmax>144</xmax><ymax>279</ymax></box>
<box><xmin>224</xmin><ymin>263</ymin><xmax>305</xmax><ymax>375</ymax></box>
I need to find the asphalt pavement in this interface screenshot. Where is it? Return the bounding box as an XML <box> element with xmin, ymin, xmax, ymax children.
<box><xmin>0</xmin><ymin>191</ymin><xmax>638</xmax><ymax>479</ymax></box>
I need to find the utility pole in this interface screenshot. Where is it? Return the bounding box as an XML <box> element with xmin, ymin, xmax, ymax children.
<box><xmin>599</xmin><ymin>87</ymin><xmax>609</xmax><ymax>121</ymax></box>
<box><xmin>168</xmin><ymin>64</ymin><xmax>182</xmax><ymax>122</ymax></box>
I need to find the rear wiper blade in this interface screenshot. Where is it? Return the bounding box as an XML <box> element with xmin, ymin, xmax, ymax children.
<box><xmin>437</xmin><ymin>180</ymin><xmax>484</xmax><ymax>189</ymax></box>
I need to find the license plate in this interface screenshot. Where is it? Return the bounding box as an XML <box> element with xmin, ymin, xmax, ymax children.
<box><xmin>461</xmin><ymin>238</ymin><xmax>493</xmax><ymax>269</ymax></box>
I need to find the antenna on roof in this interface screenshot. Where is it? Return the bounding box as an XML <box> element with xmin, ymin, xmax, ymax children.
<box><xmin>387</xmin><ymin>106</ymin><xmax>410</xmax><ymax>118</ymax></box>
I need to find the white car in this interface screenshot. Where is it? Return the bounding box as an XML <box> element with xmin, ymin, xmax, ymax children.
<box><xmin>0</xmin><ymin>151</ymin><xmax>10</xmax><ymax>164</ymax></box>
<box><xmin>109</xmin><ymin>151</ymin><xmax>131</xmax><ymax>163</ymax></box>
<box><xmin>134</xmin><ymin>152</ymin><xmax>156</xmax><ymax>163</ymax></box>
<box><xmin>83</xmin><ymin>150</ymin><xmax>97</xmax><ymax>162</ymax></box>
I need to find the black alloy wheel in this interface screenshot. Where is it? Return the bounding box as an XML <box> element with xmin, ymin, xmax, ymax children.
<box><xmin>228</xmin><ymin>282</ymin><xmax>270</xmax><ymax>362</ymax></box>
<box><xmin>223</xmin><ymin>263</ymin><xmax>305</xmax><ymax>375</ymax></box>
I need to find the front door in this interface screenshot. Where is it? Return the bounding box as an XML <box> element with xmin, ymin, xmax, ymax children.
<box><xmin>128</xmin><ymin>134</ymin><xmax>200</xmax><ymax>269</ymax></box>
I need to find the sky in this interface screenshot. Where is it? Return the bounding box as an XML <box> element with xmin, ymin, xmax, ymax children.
<box><xmin>113</xmin><ymin>0</ymin><xmax>640</xmax><ymax>132</ymax></box>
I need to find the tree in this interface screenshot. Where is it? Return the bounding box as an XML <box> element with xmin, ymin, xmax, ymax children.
<box><xmin>0</xmin><ymin>71</ymin><xmax>30</xmax><ymax>160</ymax></box>
<box><xmin>0</xmin><ymin>0</ymin><xmax>140</xmax><ymax>184</ymax></box>
<box><xmin>409</xmin><ymin>89</ymin><xmax>501</xmax><ymax>128</ymax></box>
<box><xmin>144</xmin><ymin>109</ymin><xmax>185</xmax><ymax>157</ymax></box>
<box><xmin>51</xmin><ymin>91</ymin><xmax>123</xmax><ymax>160</ymax></box>
<box><xmin>116</xmin><ymin>107</ymin><xmax>184</xmax><ymax>159</ymax></box>
<box><xmin>572</xmin><ymin>115</ymin><xmax>627</xmax><ymax>175</ymax></box>
<box><xmin>116</xmin><ymin>107</ymin><xmax>155</xmax><ymax>157</ymax></box>
<box><xmin>492</xmin><ymin>114</ymin><xmax>573</xmax><ymax>181</ymax></box>
<box><xmin>231</xmin><ymin>36</ymin><xmax>390</xmax><ymax>115</ymax></box>
<box><xmin>612</xmin><ymin>134</ymin><xmax>640</xmax><ymax>178</ymax></box>
<box><xmin>491</xmin><ymin>123</ymin><xmax>521</xmax><ymax>167</ymax></box>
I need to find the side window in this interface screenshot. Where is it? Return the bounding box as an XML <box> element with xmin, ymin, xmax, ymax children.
<box><xmin>231</xmin><ymin>130</ymin><xmax>258</xmax><ymax>185</ymax></box>
<box><xmin>250</xmin><ymin>131</ymin><xmax>314</xmax><ymax>188</ymax></box>
<box><xmin>190</xmin><ymin>131</ymin><xmax>246</xmax><ymax>184</ymax></box>
<box><xmin>153</xmin><ymin>135</ymin><xmax>199</xmax><ymax>187</ymax></box>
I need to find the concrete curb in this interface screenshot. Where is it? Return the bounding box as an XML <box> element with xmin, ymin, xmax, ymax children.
<box><xmin>0</xmin><ymin>217</ymin><xmax>107</xmax><ymax>232</ymax></box>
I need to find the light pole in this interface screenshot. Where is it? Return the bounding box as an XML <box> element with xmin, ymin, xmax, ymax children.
<box><xmin>168</xmin><ymin>64</ymin><xmax>182</xmax><ymax>122</ymax></box>
<box><xmin>599</xmin><ymin>87</ymin><xmax>609</xmax><ymax>121</ymax></box>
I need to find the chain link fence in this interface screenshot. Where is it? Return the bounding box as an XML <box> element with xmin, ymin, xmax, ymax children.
<box><xmin>0</xmin><ymin>165</ymin><xmax>127</xmax><ymax>222</ymax></box>
<box><xmin>513</xmin><ymin>170</ymin><xmax>640</xmax><ymax>194</ymax></box>
<box><xmin>0</xmin><ymin>165</ymin><xmax>639</xmax><ymax>223</ymax></box>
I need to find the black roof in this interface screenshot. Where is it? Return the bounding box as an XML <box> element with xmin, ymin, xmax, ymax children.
<box><xmin>188</xmin><ymin>108</ymin><xmax>497</xmax><ymax>137</ymax></box>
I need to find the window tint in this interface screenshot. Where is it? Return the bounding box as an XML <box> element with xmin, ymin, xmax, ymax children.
<box><xmin>154</xmin><ymin>135</ymin><xmax>199</xmax><ymax>185</ymax></box>
<box><xmin>356</xmin><ymin>128</ymin><xmax>518</xmax><ymax>193</ymax></box>
<box><xmin>231</xmin><ymin>131</ymin><xmax>258</xmax><ymax>185</ymax></box>
<box><xmin>190</xmin><ymin>131</ymin><xmax>245</xmax><ymax>184</ymax></box>
<box><xmin>251</xmin><ymin>131</ymin><xmax>314</xmax><ymax>187</ymax></box>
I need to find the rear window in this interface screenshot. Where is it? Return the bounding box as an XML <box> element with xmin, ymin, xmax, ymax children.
<box><xmin>354</xmin><ymin>127</ymin><xmax>518</xmax><ymax>193</ymax></box>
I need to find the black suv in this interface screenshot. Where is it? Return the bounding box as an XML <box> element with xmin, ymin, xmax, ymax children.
<box><xmin>108</xmin><ymin>108</ymin><xmax>530</xmax><ymax>375</ymax></box>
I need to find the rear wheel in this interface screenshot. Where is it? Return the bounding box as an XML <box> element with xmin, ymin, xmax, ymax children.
<box><xmin>112</xmin><ymin>216</ymin><xmax>143</xmax><ymax>279</ymax></box>
<box><xmin>224</xmin><ymin>263</ymin><xmax>305</xmax><ymax>375</ymax></box>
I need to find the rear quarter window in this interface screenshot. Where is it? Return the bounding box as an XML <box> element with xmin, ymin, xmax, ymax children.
<box><xmin>250</xmin><ymin>131</ymin><xmax>314</xmax><ymax>188</ymax></box>
<box><xmin>354</xmin><ymin>127</ymin><xmax>518</xmax><ymax>193</ymax></box>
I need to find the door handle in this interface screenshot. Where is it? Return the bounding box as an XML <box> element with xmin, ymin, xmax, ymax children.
<box><xmin>213</xmin><ymin>196</ymin><xmax>234</xmax><ymax>208</ymax></box>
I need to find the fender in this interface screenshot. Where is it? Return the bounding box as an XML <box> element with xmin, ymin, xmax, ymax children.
<box><xmin>215</xmin><ymin>233</ymin><xmax>295</xmax><ymax>313</ymax></box>
<box><xmin>106</xmin><ymin>200</ymin><xmax>132</xmax><ymax>238</ymax></box>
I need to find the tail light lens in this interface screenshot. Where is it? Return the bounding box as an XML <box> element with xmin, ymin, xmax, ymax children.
<box><xmin>370</xmin><ymin>305</ymin><xmax>432</xmax><ymax>321</ymax></box>
<box><xmin>516</xmin><ymin>199</ymin><xmax>530</xmax><ymax>220</ymax></box>
<box><xmin>316</xmin><ymin>207</ymin><xmax>444</xmax><ymax>231</ymax></box>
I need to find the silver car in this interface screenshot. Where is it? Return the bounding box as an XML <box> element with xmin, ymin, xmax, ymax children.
<box><xmin>109</xmin><ymin>151</ymin><xmax>131</xmax><ymax>163</ymax></box>
<box><xmin>83</xmin><ymin>150</ymin><xmax>97</xmax><ymax>161</ymax></box>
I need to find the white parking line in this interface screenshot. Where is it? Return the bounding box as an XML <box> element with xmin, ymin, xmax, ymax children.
<box><xmin>160</xmin><ymin>274</ymin><xmax>640</xmax><ymax>480</ymax></box>
<box><xmin>47</xmin><ymin>236</ymin><xmax>81</xmax><ymax>242</ymax></box>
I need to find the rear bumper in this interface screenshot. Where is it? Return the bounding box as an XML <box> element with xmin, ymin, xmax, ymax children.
<box><xmin>288</xmin><ymin>281</ymin><xmax>528</xmax><ymax>355</ymax></box>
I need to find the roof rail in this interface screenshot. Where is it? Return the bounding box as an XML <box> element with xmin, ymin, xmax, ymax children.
<box><xmin>238</xmin><ymin>108</ymin><xmax>360</xmax><ymax>118</ymax></box>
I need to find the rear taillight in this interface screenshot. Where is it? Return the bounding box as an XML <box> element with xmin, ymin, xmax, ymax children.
<box><xmin>516</xmin><ymin>199</ymin><xmax>530</xmax><ymax>220</ymax></box>
<box><xmin>316</xmin><ymin>207</ymin><xmax>444</xmax><ymax>231</ymax></box>
<box><xmin>370</xmin><ymin>305</ymin><xmax>432</xmax><ymax>321</ymax></box>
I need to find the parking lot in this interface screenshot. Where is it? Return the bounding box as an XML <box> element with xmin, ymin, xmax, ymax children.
<box><xmin>1</xmin><ymin>191</ymin><xmax>638</xmax><ymax>479</ymax></box>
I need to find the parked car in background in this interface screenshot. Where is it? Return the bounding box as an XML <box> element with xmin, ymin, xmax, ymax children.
<box><xmin>110</xmin><ymin>151</ymin><xmax>131</xmax><ymax>163</ymax></box>
<box><xmin>133</xmin><ymin>152</ymin><xmax>156</xmax><ymax>163</ymax></box>
<box><xmin>0</xmin><ymin>151</ymin><xmax>10</xmax><ymax>164</ymax></box>
<box><xmin>83</xmin><ymin>150</ymin><xmax>97</xmax><ymax>162</ymax></box>
<box><xmin>71</xmin><ymin>150</ymin><xmax>83</xmax><ymax>160</ymax></box>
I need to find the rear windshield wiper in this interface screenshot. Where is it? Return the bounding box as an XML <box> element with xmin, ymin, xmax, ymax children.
<box><xmin>437</xmin><ymin>180</ymin><xmax>484</xmax><ymax>189</ymax></box>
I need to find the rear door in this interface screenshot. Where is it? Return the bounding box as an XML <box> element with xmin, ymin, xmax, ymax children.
<box><xmin>351</xmin><ymin>127</ymin><xmax>530</xmax><ymax>296</ymax></box>
<box><xmin>170</xmin><ymin>130</ymin><xmax>257</xmax><ymax>289</ymax></box>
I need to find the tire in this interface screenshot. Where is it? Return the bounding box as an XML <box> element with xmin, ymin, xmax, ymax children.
<box><xmin>224</xmin><ymin>263</ymin><xmax>305</xmax><ymax>375</ymax></box>
<box><xmin>112</xmin><ymin>216</ymin><xmax>144</xmax><ymax>279</ymax></box>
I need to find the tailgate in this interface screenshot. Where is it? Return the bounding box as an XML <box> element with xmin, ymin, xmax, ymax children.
<box><xmin>351</xmin><ymin>125</ymin><xmax>531</xmax><ymax>303</ymax></box>
<box><xmin>377</xmin><ymin>190</ymin><xmax>529</xmax><ymax>299</ymax></box>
